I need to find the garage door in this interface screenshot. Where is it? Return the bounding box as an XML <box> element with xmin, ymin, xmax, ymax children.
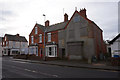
<box><xmin>67</xmin><ymin>42</ymin><xmax>84</xmax><ymax>59</ymax></box>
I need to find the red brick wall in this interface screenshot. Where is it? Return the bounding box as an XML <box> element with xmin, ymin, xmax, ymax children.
<box><xmin>29</xmin><ymin>24</ymin><xmax>59</xmax><ymax>57</ymax></box>
<box><xmin>29</xmin><ymin>24</ymin><xmax>44</xmax><ymax>57</ymax></box>
<box><xmin>46</xmin><ymin>31</ymin><xmax>58</xmax><ymax>44</ymax></box>
<box><xmin>46</xmin><ymin>31</ymin><xmax>59</xmax><ymax>56</ymax></box>
<box><xmin>92</xmin><ymin>24</ymin><xmax>107</xmax><ymax>58</ymax></box>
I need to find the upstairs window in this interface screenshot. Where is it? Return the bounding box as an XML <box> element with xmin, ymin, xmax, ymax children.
<box><xmin>48</xmin><ymin>33</ymin><xmax>51</xmax><ymax>42</ymax></box>
<box><xmin>35</xmin><ymin>27</ymin><xmax>37</xmax><ymax>34</ymax></box>
<box><xmin>6</xmin><ymin>41</ymin><xmax>8</xmax><ymax>46</ymax></box>
<box><xmin>31</xmin><ymin>36</ymin><xmax>34</xmax><ymax>44</ymax></box>
<box><xmin>5</xmin><ymin>36</ymin><xmax>6</xmax><ymax>41</ymax></box>
<box><xmin>13</xmin><ymin>42</ymin><xmax>15</xmax><ymax>48</ymax></box>
<box><xmin>39</xmin><ymin>34</ymin><xmax>42</xmax><ymax>43</ymax></box>
<box><xmin>3</xmin><ymin>42</ymin><xmax>4</xmax><ymax>46</ymax></box>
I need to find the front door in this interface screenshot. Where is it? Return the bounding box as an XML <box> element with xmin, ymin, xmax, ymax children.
<box><xmin>40</xmin><ymin>48</ymin><xmax>43</xmax><ymax>58</ymax></box>
<box><xmin>62</xmin><ymin>48</ymin><xmax>65</xmax><ymax>58</ymax></box>
<box><xmin>8</xmin><ymin>49</ymin><xmax>10</xmax><ymax>56</ymax></box>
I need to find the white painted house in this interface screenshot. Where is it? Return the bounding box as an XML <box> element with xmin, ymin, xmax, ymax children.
<box><xmin>109</xmin><ymin>33</ymin><xmax>120</xmax><ymax>57</ymax></box>
<box><xmin>2</xmin><ymin>34</ymin><xmax>28</xmax><ymax>56</ymax></box>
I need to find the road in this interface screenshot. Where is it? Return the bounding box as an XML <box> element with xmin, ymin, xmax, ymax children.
<box><xmin>2</xmin><ymin>57</ymin><xmax>119</xmax><ymax>78</ymax></box>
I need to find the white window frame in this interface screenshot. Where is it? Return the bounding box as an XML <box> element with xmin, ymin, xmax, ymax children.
<box><xmin>39</xmin><ymin>34</ymin><xmax>42</xmax><ymax>43</ymax></box>
<box><xmin>5</xmin><ymin>36</ymin><xmax>6</xmax><ymax>41</ymax></box>
<box><xmin>48</xmin><ymin>33</ymin><xmax>51</xmax><ymax>42</ymax></box>
<box><xmin>3</xmin><ymin>42</ymin><xmax>4</xmax><ymax>46</ymax></box>
<box><xmin>6</xmin><ymin>41</ymin><xmax>8</xmax><ymax>46</ymax></box>
<box><xmin>13</xmin><ymin>42</ymin><xmax>15</xmax><ymax>48</ymax></box>
<box><xmin>35</xmin><ymin>27</ymin><xmax>37</xmax><ymax>34</ymax></box>
<box><xmin>31</xmin><ymin>36</ymin><xmax>34</xmax><ymax>44</ymax></box>
<box><xmin>46</xmin><ymin>45</ymin><xmax>57</xmax><ymax>57</ymax></box>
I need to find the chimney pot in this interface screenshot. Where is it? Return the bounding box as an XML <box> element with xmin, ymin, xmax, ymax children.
<box><xmin>45</xmin><ymin>20</ymin><xmax>49</xmax><ymax>27</ymax></box>
<box><xmin>64</xmin><ymin>13</ymin><xmax>68</xmax><ymax>22</ymax></box>
<box><xmin>79</xmin><ymin>8</ymin><xmax>87</xmax><ymax>18</ymax></box>
<box><xmin>16</xmin><ymin>34</ymin><xmax>19</xmax><ymax>36</ymax></box>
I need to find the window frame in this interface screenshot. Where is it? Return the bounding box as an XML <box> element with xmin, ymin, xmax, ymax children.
<box><xmin>39</xmin><ymin>34</ymin><xmax>42</xmax><ymax>43</ymax></box>
<box><xmin>47</xmin><ymin>33</ymin><xmax>51</xmax><ymax>42</ymax></box>
<box><xmin>31</xmin><ymin>36</ymin><xmax>34</xmax><ymax>44</ymax></box>
<box><xmin>35</xmin><ymin>27</ymin><xmax>38</xmax><ymax>34</ymax></box>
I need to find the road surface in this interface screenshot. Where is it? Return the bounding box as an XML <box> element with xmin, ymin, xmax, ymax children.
<box><xmin>2</xmin><ymin>57</ymin><xmax>119</xmax><ymax>78</ymax></box>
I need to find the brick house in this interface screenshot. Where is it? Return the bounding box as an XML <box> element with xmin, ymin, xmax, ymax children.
<box><xmin>2</xmin><ymin>34</ymin><xmax>28</xmax><ymax>56</ymax></box>
<box><xmin>29</xmin><ymin>8</ymin><xmax>106</xmax><ymax>60</ymax></box>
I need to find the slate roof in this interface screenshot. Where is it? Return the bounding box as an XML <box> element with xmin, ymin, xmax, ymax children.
<box><xmin>35</xmin><ymin>11</ymin><xmax>102</xmax><ymax>33</ymax></box>
<box><xmin>109</xmin><ymin>33</ymin><xmax>120</xmax><ymax>44</ymax></box>
<box><xmin>5</xmin><ymin>34</ymin><xmax>28</xmax><ymax>42</ymax></box>
<box><xmin>46</xmin><ymin>21</ymin><xmax>68</xmax><ymax>32</ymax></box>
<box><xmin>36</xmin><ymin>21</ymin><xmax>68</xmax><ymax>32</ymax></box>
<box><xmin>36</xmin><ymin>23</ymin><xmax>45</xmax><ymax>31</ymax></box>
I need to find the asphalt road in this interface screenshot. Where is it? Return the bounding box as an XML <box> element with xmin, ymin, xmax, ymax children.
<box><xmin>2</xmin><ymin>57</ymin><xmax>119</xmax><ymax>78</ymax></box>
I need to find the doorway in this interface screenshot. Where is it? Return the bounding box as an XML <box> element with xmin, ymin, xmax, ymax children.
<box><xmin>62</xmin><ymin>48</ymin><xmax>65</xmax><ymax>58</ymax></box>
<box><xmin>8</xmin><ymin>49</ymin><xmax>10</xmax><ymax>56</ymax></box>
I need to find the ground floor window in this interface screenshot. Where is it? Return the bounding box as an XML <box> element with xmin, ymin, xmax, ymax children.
<box><xmin>29</xmin><ymin>46</ymin><xmax>38</xmax><ymax>56</ymax></box>
<box><xmin>46</xmin><ymin>45</ymin><xmax>57</xmax><ymax>57</ymax></box>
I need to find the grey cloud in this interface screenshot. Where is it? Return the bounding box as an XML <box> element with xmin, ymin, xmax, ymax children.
<box><xmin>0</xmin><ymin>10</ymin><xmax>16</xmax><ymax>22</ymax></box>
<box><xmin>0</xmin><ymin>17</ymin><xmax>6</xmax><ymax>21</ymax></box>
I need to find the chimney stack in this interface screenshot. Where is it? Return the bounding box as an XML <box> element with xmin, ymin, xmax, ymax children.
<box><xmin>16</xmin><ymin>34</ymin><xmax>19</xmax><ymax>36</ymax></box>
<box><xmin>45</xmin><ymin>20</ymin><xmax>49</xmax><ymax>27</ymax></box>
<box><xmin>64</xmin><ymin>13</ymin><xmax>68</xmax><ymax>22</ymax></box>
<box><xmin>79</xmin><ymin>8</ymin><xmax>87</xmax><ymax>18</ymax></box>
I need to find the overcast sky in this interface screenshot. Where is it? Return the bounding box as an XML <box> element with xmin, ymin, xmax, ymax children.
<box><xmin>0</xmin><ymin>0</ymin><xmax>119</xmax><ymax>42</ymax></box>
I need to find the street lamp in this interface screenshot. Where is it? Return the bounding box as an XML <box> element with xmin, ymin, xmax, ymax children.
<box><xmin>43</xmin><ymin>14</ymin><xmax>46</xmax><ymax>60</ymax></box>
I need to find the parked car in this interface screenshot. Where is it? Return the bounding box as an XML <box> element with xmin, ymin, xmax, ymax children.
<box><xmin>112</xmin><ymin>50</ymin><xmax>120</xmax><ymax>58</ymax></box>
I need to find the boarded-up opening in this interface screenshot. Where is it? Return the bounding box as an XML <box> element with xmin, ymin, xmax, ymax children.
<box><xmin>67</xmin><ymin>41</ymin><xmax>84</xmax><ymax>60</ymax></box>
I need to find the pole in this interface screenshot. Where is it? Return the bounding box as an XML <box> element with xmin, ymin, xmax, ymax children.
<box><xmin>43</xmin><ymin>14</ymin><xmax>46</xmax><ymax>60</ymax></box>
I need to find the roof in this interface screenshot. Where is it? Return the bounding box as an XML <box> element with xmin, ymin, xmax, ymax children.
<box><xmin>5</xmin><ymin>34</ymin><xmax>28</xmax><ymax>42</ymax></box>
<box><xmin>109</xmin><ymin>33</ymin><xmax>120</xmax><ymax>44</ymax></box>
<box><xmin>36</xmin><ymin>23</ymin><xmax>45</xmax><ymax>31</ymax></box>
<box><xmin>36</xmin><ymin>21</ymin><xmax>68</xmax><ymax>32</ymax></box>
<box><xmin>46</xmin><ymin>21</ymin><xmax>68</xmax><ymax>32</ymax></box>
<box><xmin>35</xmin><ymin>10</ymin><xmax>102</xmax><ymax>33</ymax></box>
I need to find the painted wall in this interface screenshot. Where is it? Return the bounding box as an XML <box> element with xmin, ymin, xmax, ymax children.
<box><xmin>58</xmin><ymin>29</ymin><xmax>67</xmax><ymax>58</ymax></box>
<box><xmin>8</xmin><ymin>41</ymin><xmax>28</xmax><ymax>49</ymax></box>
<box><xmin>110</xmin><ymin>37</ymin><xmax>120</xmax><ymax>57</ymax></box>
<box><xmin>66</xmin><ymin>12</ymin><xmax>95</xmax><ymax>60</ymax></box>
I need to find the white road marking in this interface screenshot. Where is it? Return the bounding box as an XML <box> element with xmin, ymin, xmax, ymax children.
<box><xmin>24</xmin><ymin>69</ymin><xmax>31</xmax><ymax>72</ymax></box>
<box><xmin>11</xmin><ymin>60</ymin><xmax>31</xmax><ymax>64</ymax></box>
<box><xmin>12</xmin><ymin>61</ymin><xmax>27</xmax><ymax>63</ymax></box>
<box><xmin>32</xmin><ymin>70</ymin><xmax>37</xmax><ymax>73</ymax></box>
<box><xmin>99</xmin><ymin>70</ymin><xmax>119</xmax><ymax>73</ymax></box>
<box><xmin>52</xmin><ymin>75</ymin><xmax>58</xmax><ymax>77</ymax></box>
<box><xmin>24</xmin><ymin>68</ymin><xmax>59</xmax><ymax>77</ymax></box>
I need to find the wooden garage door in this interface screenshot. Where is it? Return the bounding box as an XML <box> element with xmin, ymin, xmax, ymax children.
<box><xmin>67</xmin><ymin>42</ymin><xmax>84</xmax><ymax>56</ymax></box>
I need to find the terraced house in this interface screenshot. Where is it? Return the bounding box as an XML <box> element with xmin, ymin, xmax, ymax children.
<box><xmin>29</xmin><ymin>8</ymin><xmax>106</xmax><ymax>60</ymax></box>
<box><xmin>2</xmin><ymin>34</ymin><xmax>28</xmax><ymax>56</ymax></box>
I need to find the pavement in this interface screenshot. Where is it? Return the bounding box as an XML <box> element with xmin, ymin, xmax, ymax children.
<box><xmin>12</xmin><ymin>57</ymin><xmax>120</xmax><ymax>71</ymax></box>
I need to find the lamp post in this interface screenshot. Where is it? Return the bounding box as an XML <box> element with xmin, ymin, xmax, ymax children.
<box><xmin>43</xmin><ymin>14</ymin><xmax>46</xmax><ymax>60</ymax></box>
